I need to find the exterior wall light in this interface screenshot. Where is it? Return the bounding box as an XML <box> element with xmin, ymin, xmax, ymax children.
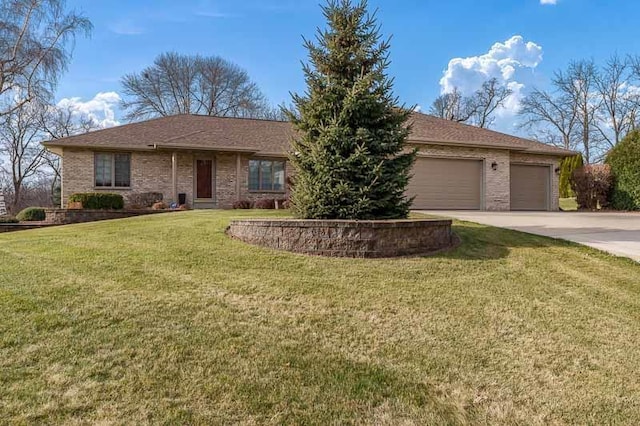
<box><xmin>491</xmin><ymin>162</ymin><xmax>498</xmax><ymax>171</ymax></box>
<box><xmin>555</xmin><ymin>167</ymin><xmax>561</xmax><ymax>174</ymax></box>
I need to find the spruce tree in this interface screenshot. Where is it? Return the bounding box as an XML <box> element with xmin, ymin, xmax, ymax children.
<box><xmin>285</xmin><ymin>0</ymin><xmax>416</xmax><ymax>220</ymax></box>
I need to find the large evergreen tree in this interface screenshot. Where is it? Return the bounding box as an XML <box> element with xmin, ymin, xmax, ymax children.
<box><xmin>285</xmin><ymin>0</ymin><xmax>416</xmax><ymax>220</ymax></box>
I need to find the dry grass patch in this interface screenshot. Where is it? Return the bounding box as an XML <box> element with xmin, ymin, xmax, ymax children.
<box><xmin>0</xmin><ymin>210</ymin><xmax>639</xmax><ymax>424</ymax></box>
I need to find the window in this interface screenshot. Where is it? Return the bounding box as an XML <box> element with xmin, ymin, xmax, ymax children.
<box><xmin>94</xmin><ymin>153</ymin><xmax>131</xmax><ymax>188</ymax></box>
<box><xmin>249</xmin><ymin>159</ymin><xmax>285</xmax><ymax>191</ymax></box>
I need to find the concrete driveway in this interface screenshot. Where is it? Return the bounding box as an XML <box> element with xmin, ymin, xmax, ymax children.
<box><xmin>418</xmin><ymin>211</ymin><xmax>640</xmax><ymax>262</ymax></box>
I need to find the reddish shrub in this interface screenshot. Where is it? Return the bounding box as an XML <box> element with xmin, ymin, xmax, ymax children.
<box><xmin>232</xmin><ymin>200</ymin><xmax>254</xmax><ymax>209</ymax></box>
<box><xmin>152</xmin><ymin>201</ymin><xmax>168</xmax><ymax>210</ymax></box>
<box><xmin>126</xmin><ymin>192</ymin><xmax>163</xmax><ymax>209</ymax></box>
<box><xmin>570</xmin><ymin>165</ymin><xmax>613</xmax><ymax>210</ymax></box>
<box><xmin>254</xmin><ymin>198</ymin><xmax>276</xmax><ymax>209</ymax></box>
<box><xmin>178</xmin><ymin>204</ymin><xmax>190</xmax><ymax>211</ymax></box>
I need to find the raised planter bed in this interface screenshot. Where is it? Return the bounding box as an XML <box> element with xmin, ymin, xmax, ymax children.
<box><xmin>226</xmin><ymin>219</ymin><xmax>456</xmax><ymax>258</ymax></box>
<box><xmin>43</xmin><ymin>208</ymin><xmax>171</xmax><ymax>225</ymax></box>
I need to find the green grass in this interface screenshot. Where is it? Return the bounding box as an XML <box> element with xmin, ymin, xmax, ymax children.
<box><xmin>1</xmin><ymin>211</ymin><xmax>639</xmax><ymax>424</ymax></box>
<box><xmin>560</xmin><ymin>197</ymin><xmax>578</xmax><ymax>211</ymax></box>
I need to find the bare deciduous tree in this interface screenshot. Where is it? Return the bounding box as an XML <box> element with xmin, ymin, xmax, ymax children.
<box><xmin>594</xmin><ymin>54</ymin><xmax>640</xmax><ymax>148</ymax></box>
<box><xmin>429</xmin><ymin>88</ymin><xmax>474</xmax><ymax>123</ymax></box>
<box><xmin>519</xmin><ymin>60</ymin><xmax>612</xmax><ymax>163</ymax></box>
<box><xmin>0</xmin><ymin>0</ymin><xmax>92</xmax><ymax>117</ymax></box>
<box><xmin>553</xmin><ymin>60</ymin><xmax>601</xmax><ymax>163</ymax></box>
<box><xmin>519</xmin><ymin>88</ymin><xmax>579</xmax><ymax>151</ymax></box>
<box><xmin>39</xmin><ymin>103</ymin><xmax>100</xmax><ymax>204</ymax></box>
<box><xmin>121</xmin><ymin>52</ymin><xmax>274</xmax><ymax>121</ymax></box>
<box><xmin>0</xmin><ymin>101</ymin><xmax>47</xmax><ymax>211</ymax></box>
<box><xmin>430</xmin><ymin>79</ymin><xmax>512</xmax><ymax>128</ymax></box>
<box><xmin>469</xmin><ymin>78</ymin><xmax>513</xmax><ymax>128</ymax></box>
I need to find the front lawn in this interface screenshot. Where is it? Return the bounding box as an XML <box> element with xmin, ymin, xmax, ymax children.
<box><xmin>1</xmin><ymin>211</ymin><xmax>639</xmax><ymax>424</ymax></box>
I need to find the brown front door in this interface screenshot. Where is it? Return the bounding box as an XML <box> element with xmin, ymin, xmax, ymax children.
<box><xmin>196</xmin><ymin>159</ymin><xmax>213</xmax><ymax>199</ymax></box>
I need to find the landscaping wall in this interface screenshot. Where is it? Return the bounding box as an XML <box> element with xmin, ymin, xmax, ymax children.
<box><xmin>0</xmin><ymin>224</ymin><xmax>53</xmax><ymax>234</ymax></box>
<box><xmin>227</xmin><ymin>219</ymin><xmax>455</xmax><ymax>258</ymax></box>
<box><xmin>43</xmin><ymin>209</ymin><xmax>168</xmax><ymax>225</ymax></box>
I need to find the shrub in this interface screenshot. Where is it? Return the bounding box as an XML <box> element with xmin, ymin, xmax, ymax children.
<box><xmin>126</xmin><ymin>192</ymin><xmax>163</xmax><ymax>209</ymax></box>
<box><xmin>570</xmin><ymin>165</ymin><xmax>613</xmax><ymax>210</ymax></box>
<box><xmin>606</xmin><ymin>130</ymin><xmax>640</xmax><ymax>210</ymax></box>
<box><xmin>0</xmin><ymin>215</ymin><xmax>19</xmax><ymax>224</ymax></box>
<box><xmin>16</xmin><ymin>207</ymin><xmax>46</xmax><ymax>222</ymax></box>
<box><xmin>232</xmin><ymin>200</ymin><xmax>254</xmax><ymax>209</ymax></box>
<box><xmin>559</xmin><ymin>154</ymin><xmax>583</xmax><ymax>198</ymax></box>
<box><xmin>178</xmin><ymin>204</ymin><xmax>190</xmax><ymax>211</ymax></box>
<box><xmin>254</xmin><ymin>198</ymin><xmax>276</xmax><ymax>209</ymax></box>
<box><xmin>152</xmin><ymin>202</ymin><xmax>168</xmax><ymax>210</ymax></box>
<box><xmin>68</xmin><ymin>193</ymin><xmax>124</xmax><ymax>210</ymax></box>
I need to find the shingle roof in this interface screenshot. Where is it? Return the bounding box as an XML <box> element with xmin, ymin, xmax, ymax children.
<box><xmin>407</xmin><ymin>113</ymin><xmax>575</xmax><ymax>155</ymax></box>
<box><xmin>43</xmin><ymin>112</ymin><xmax>575</xmax><ymax>157</ymax></box>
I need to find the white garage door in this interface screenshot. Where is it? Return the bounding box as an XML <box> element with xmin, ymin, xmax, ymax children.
<box><xmin>407</xmin><ymin>157</ymin><xmax>483</xmax><ymax>210</ymax></box>
<box><xmin>510</xmin><ymin>164</ymin><xmax>550</xmax><ymax>211</ymax></box>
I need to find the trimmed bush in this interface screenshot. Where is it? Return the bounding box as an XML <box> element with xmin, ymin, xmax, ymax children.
<box><xmin>559</xmin><ymin>154</ymin><xmax>583</xmax><ymax>198</ymax></box>
<box><xmin>254</xmin><ymin>199</ymin><xmax>276</xmax><ymax>209</ymax></box>
<box><xmin>570</xmin><ymin>165</ymin><xmax>613</xmax><ymax>210</ymax></box>
<box><xmin>126</xmin><ymin>192</ymin><xmax>164</xmax><ymax>209</ymax></box>
<box><xmin>16</xmin><ymin>207</ymin><xmax>46</xmax><ymax>222</ymax></box>
<box><xmin>606</xmin><ymin>130</ymin><xmax>640</xmax><ymax>210</ymax></box>
<box><xmin>68</xmin><ymin>193</ymin><xmax>125</xmax><ymax>210</ymax></box>
<box><xmin>232</xmin><ymin>200</ymin><xmax>254</xmax><ymax>209</ymax></box>
<box><xmin>0</xmin><ymin>215</ymin><xmax>19</xmax><ymax>224</ymax></box>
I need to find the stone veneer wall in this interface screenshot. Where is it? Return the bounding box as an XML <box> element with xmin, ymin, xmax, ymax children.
<box><xmin>43</xmin><ymin>209</ymin><xmax>168</xmax><ymax>225</ymax></box>
<box><xmin>227</xmin><ymin>219</ymin><xmax>455</xmax><ymax>258</ymax></box>
<box><xmin>0</xmin><ymin>224</ymin><xmax>54</xmax><ymax>233</ymax></box>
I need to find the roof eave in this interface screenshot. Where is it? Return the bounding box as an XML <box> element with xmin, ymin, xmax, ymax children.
<box><xmin>408</xmin><ymin>138</ymin><xmax>575</xmax><ymax>157</ymax></box>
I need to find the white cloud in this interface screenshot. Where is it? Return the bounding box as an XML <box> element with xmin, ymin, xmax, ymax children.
<box><xmin>439</xmin><ymin>35</ymin><xmax>544</xmax><ymax>121</ymax></box>
<box><xmin>195</xmin><ymin>10</ymin><xmax>235</xmax><ymax>18</ymax></box>
<box><xmin>108</xmin><ymin>19</ymin><xmax>144</xmax><ymax>35</ymax></box>
<box><xmin>540</xmin><ymin>0</ymin><xmax>557</xmax><ymax>5</ymax></box>
<box><xmin>57</xmin><ymin>92</ymin><xmax>121</xmax><ymax>129</ymax></box>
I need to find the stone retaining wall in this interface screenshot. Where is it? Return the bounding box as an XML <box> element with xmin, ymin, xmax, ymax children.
<box><xmin>0</xmin><ymin>224</ymin><xmax>55</xmax><ymax>234</ymax></box>
<box><xmin>227</xmin><ymin>219</ymin><xmax>455</xmax><ymax>258</ymax></box>
<box><xmin>43</xmin><ymin>208</ymin><xmax>169</xmax><ymax>225</ymax></box>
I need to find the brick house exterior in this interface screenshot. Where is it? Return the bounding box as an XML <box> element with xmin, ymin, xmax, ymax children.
<box><xmin>43</xmin><ymin>113</ymin><xmax>574</xmax><ymax>211</ymax></box>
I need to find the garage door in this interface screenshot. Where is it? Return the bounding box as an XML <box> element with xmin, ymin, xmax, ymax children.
<box><xmin>510</xmin><ymin>164</ymin><xmax>550</xmax><ymax>211</ymax></box>
<box><xmin>407</xmin><ymin>157</ymin><xmax>482</xmax><ymax>210</ymax></box>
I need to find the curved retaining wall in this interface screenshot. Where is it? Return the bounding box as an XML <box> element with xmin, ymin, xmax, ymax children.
<box><xmin>227</xmin><ymin>219</ymin><xmax>455</xmax><ymax>258</ymax></box>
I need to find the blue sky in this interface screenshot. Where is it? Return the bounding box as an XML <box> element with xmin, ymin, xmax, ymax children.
<box><xmin>57</xmin><ymin>0</ymin><xmax>640</xmax><ymax>131</ymax></box>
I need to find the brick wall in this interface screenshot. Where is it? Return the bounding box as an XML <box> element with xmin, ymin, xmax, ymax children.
<box><xmin>61</xmin><ymin>146</ymin><xmax>560</xmax><ymax>211</ymax></box>
<box><xmin>62</xmin><ymin>149</ymin><xmax>178</xmax><ymax>206</ymax></box>
<box><xmin>412</xmin><ymin>144</ymin><xmax>561</xmax><ymax>211</ymax></box>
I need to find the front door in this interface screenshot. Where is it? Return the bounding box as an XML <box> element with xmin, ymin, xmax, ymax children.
<box><xmin>196</xmin><ymin>159</ymin><xmax>213</xmax><ymax>199</ymax></box>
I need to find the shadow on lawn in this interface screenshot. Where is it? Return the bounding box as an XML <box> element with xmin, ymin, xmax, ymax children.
<box><xmin>435</xmin><ymin>222</ymin><xmax>575</xmax><ymax>261</ymax></box>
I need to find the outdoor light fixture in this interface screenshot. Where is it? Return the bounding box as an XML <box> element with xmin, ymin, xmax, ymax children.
<box><xmin>491</xmin><ymin>162</ymin><xmax>498</xmax><ymax>171</ymax></box>
<box><xmin>555</xmin><ymin>167</ymin><xmax>561</xmax><ymax>174</ymax></box>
